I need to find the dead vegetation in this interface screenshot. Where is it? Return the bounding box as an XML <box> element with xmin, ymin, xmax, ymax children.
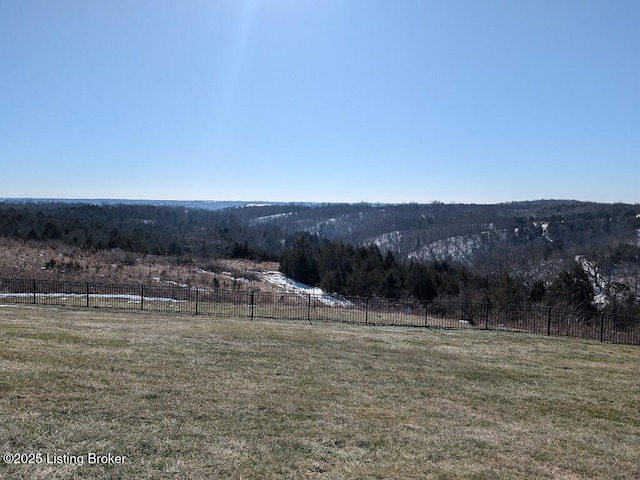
<box><xmin>0</xmin><ymin>237</ymin><xmax>279</xmax><ymax>292</ymax></box>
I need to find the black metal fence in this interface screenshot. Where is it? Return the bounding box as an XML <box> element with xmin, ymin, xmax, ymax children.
<box><xmin>0</xmin><ymin>278</ymin><xmax>638</xmax><ymax>345</ymax></box>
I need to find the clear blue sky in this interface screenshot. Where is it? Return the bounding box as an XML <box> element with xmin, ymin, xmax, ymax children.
<box><xmin>2</xmin><ymin>1</ymin><xmax>639</xmax><ymax>204</ymax></box>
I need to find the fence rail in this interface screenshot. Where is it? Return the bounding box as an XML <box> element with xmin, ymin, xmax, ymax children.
<box><xmin>0</xmin><ymin>278</ymin><xmax>638</xmax><ymax>345</ymax></box>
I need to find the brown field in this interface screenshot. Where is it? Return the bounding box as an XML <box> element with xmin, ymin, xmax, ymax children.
<box><xmin>0</xmin><ymin>237</ymin><xmax>277</xmax><ymax>291</ymax></box>
<box><xmin>0</xmin><ymin>305</ymin><xmax>638</xmax><ymax>479</ymax></box>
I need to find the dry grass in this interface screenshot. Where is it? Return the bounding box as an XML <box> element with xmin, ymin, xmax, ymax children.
<box><xmin>0</xmin><ymin>305</ymin><xmax>638</xmax><ymax>479</ymax></box>
<box><xmin>0</xmin><ymin>237</ymin><xmax>277</xmax><ymax>291</ymax></box>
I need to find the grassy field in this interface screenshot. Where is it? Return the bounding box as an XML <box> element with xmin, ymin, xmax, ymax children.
<box><xmin>0</xmin><ymin>306</ymin><xmax>638</xmax><ymax>479</ymax></box>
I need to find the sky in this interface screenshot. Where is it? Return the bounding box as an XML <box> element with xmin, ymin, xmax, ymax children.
<box><xmin>1</xmin><ymin>0</ymin><xmax>639</xmax><ymax>204</ymax></box>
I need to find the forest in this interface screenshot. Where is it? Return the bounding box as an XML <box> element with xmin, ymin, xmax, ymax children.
<box><xmin>0</xmin><ymin>201</ymin><xmax>282</xmax><ymax>260</ymax></box>
<box><xmin>279</xmin><ymin>233</ymin><xmax>637</xmax><ymax>319</ymax></box>
<box><xmin>1</xmin><ymin>199</ymin><xmax>639</xmax><ymax>319</ymax></box>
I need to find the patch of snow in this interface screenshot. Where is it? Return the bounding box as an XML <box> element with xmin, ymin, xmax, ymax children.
<box><xmin>365</xmin><ymin>231</ymin><xmax>402</xmax><ymax>250</ymax></box>
<box><xmin>534</xmin><ymin>222</ymin><xmax>553</xmax><ymax>242</ymax></box>
<box><xmin>409</xmin><ymin>235</ymin><xmax>478</xmax><ymax>262</ymax></box>
<box><xmin>0</xmin><ymin>293</ymin><xmax>186</xmax><ymax>303</ymax></box>
<box><xmin>193</xmin><ymin>268</ymin><xmax>214</xmax><ymax>275</ymax></box>
<box><xmin>576</xmin><ymin>254</ymin><xmax>602</xmax><ymax>294</ymax></box>
<box><xmin>533</xmin><ymin>221</ymin><xmax>553</xmax><ymax>242</ymax></box>
<box><xmin>151</xmin><ymin>277</ymin><xmax>188</xmax><ymax>288</ymax></box>
<box><xmin>248</xmin><ymin>212</ymin><xmax>293</xmax><ymax>225</ymax></box>
<box><xmin>302</xmin><ymin>212</ymin><xmax>369</xmax><ymax>237</ymax></box>
<box><xmin>593</xmin><ymin>292</ymin><xmax>608</xmax><ymax>307</ymax></box>
<box><xmin>408</xmin><ymin>230</ymin><xmax>506</xmax><ymax>263</ymax></box>
<box><xmin>260</xmin><ymin>271</ymin><xmax>353</xmax><ymax>307</ymax></box>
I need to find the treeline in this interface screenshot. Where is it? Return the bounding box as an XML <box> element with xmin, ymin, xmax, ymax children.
<box><xmin>236</xmin><ymin>200</ymin><xmax>640</xmax><ymax>253</ymax></box>
<box><xmin>0</xmin><ymin>202</ymin><xmax>282</xmax><ymax>260</ymax></box>
<box><xmin>280</xmin><ymin>234</ymin><xmax>640</xmax><ymax>320</ymax></box>
<box><xmin>239</xmin><ymin>200</ymin><xmax>640</xmax><ymax>290</ymax></box>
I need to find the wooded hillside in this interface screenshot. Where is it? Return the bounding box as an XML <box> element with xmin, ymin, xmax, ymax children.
<box><xmin>1</xmin><ymin>199</ymin><xmax>638</xmax><ymax>319</ymax></box>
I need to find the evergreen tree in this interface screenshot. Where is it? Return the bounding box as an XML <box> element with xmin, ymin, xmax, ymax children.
<box><xmin>545</xmin><ymin>266</ymin><xmax>595</xmax><ymax>311</ymax></box>
<box><xmin>489</xmin><ymin>272</ymin><xmax>526</xmax><ymax>306</ymax></box>
<box><xmin>280</xmin><ymin>235</ymin><xmax>320</xmax><ymax>286</ymax></box>
<box><xmin>405</xmin><ymin>260</ymin><xmax>437</xmax><ymax>302</ymax></box>
<box><xmin>529</xmin><ymin>280</ymin><xmax>546</xmax><ymax>302</ymax></box>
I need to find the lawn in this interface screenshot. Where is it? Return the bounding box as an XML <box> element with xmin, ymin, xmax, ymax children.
<box><xmin>0</xmin><ymin>305</ymin><xmax>638</xmax><ymax>479</ymax></box>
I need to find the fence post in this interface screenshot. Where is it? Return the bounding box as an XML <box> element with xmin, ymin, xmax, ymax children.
<box><xmin>250</xmin><ymin>291</ymin><xmax>255</xmax><ymax>320</ymax></box>
<box><xmin>195</xmin><ymin>287</ymin><xmax>199</xmax><ymax>316</ymax></box>
<box><xmin>600</xmin><ymin>312</ymin><xmax>605</xmax><ymax>343</ymax></box>
<box><xmin>32</xmin><ymin>279</ymin><xmax>36</xmax><ymax>305</ymax></box>
<box><xmin>86</xmin><ymin>282</ymin><xmax>90</xmax><ymax>308</ymax></box>
<box><xmin>547</xmin><ymin>306</ymin><xmax>552</xmax><ymax>336</ymax></box>
<box><xmin>485</xmin><ymin>303</ymin><xmax>490</xmax><ymax>330</ymax></box>
<box><xmin>424</xmin><ymin>301</ymin><xmax>428</xmax><ymax>328</ymax></box>
<box><xmin>365</xmin><ymin>297</ymin><xmax>369</xmax><ymax>326</ymax></box>
<box><xmin>140</xmin><ymin>285</ymin><xmax>144</xmax><ymax>311</ymax></box>
<box><xmin>307</xmin><ymin>293</ymin><xmax>312</xmax><ymax>324</ymax></box>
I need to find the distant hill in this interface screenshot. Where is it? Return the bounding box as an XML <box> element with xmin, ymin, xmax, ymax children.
<box><xmin>237</xmin><ymin>201</ymin><xmax>640</xmax><ymax>301</ymax></box>
<box><xmin>235</xmin><ymin>199</ymin><xmax>640</xmax><ymax>256</ymax></box>
<box><xmin>1</xmin><ymin>198</ymin><xmax>257</xmax><ymax>211</ymax></box>
<box><xmin>3</xmin><ymin>199</ymin><xmax>638</xmax><ymax>267</ymax></box>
